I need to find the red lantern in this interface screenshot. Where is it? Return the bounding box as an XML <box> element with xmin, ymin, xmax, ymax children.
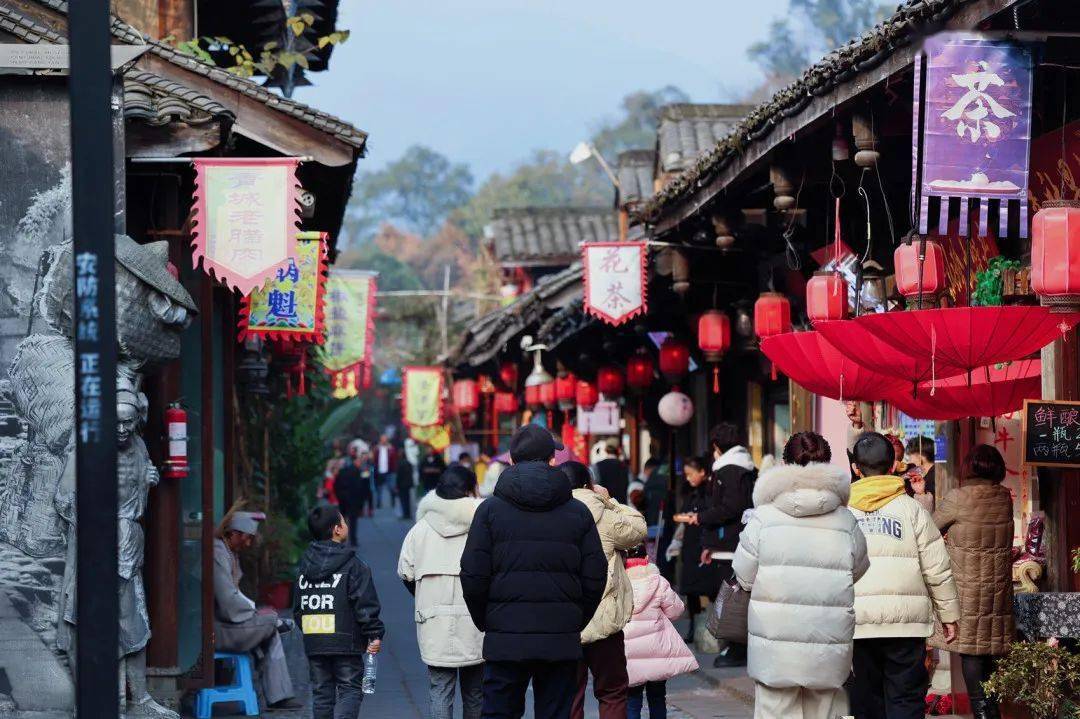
<box><xmin>453</xmin><ymin>379</ymin><xmax>480</xmax><ymax>414</ymax></box>
<box><xmin>493</xmin><ymin>391</ymin><xmax>519</xmax><ymax>415</ymax></box>
<box><xmin>658</xmin><ymin>337</ymin><xmax>690</xmax><ymax>384</ymax></box>
<box><xmin>555</xmin><ymin>373</ymin><xmax>577</xmax><ymax>411</ymax></box>
<box><xmin>754</xmin><ymin>292</ymin><xmax>792</xmax><ymax>339</ymax></box>
<box><xmin>698</xmin><ymin>310</ymin><xmax>731</xmax><ymax>394</ymax></box>
<box><xmin>498</xmin><ymin>361</ymin><xmax>519</xmax><ymax>390</ymax></box>
<box><xmin>576</xmin><ymin>379</ymin><xmax>599</xmax><ymax>411</ymax></box>
<box><xmin>539</xmin><ymin>380</ymin><xmax>557</xmax><ymax>409</ymax></box>
<box><xmin>626</xmin><ymin>352</ymin><xmax>655</xmax><ymax>392</ymax></box>
<box><xmin>1032</xmin><ymin>201</ymin><xmax>1080</xmax><ymax>311</ymax></box>
<box><xmin>806</xmin><ymin>272</ymin><xmax>848</xmax><ymax>323</ymax></box>
<box><xmin>597</xmin><ymin>366</ymin><xmax>625</xmax><ymax>399</ymax></box>
<box><xmin>894</xmin><ymin>239</ymin><xmax>945</xmax><ymax>300</ymax></box>
<box><xmin>525</xmin><ymin>383</ymin><xmax>542</xmax><ymax>409</ymax></box>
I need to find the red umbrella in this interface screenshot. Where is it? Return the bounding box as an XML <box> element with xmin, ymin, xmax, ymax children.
<box><xmin>856</xmin><ymin>306</ymin><xmax>1080</xmax><ymax>373</ymax></box>
<box><xmin>759</xmin><ymin>331</ymin><xmax>909</xmax><ymax>402</ymax></box>
<box><xmin>887</xmin><ymin>359</ymin><xmax>1041</xmax><ymax>421</ymax></box>
<box><xmin>815</xmin><ymin>319</ymin><xmax>967</xmax><ymax>391</ymax></box>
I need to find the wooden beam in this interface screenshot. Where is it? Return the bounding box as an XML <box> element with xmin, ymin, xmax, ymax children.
<box><xmin>125</xmin><ymin>120</ymin><xmax>224</xmax><ymax>157</ymax></box>
<box><xmin>652</xmin><ymin>0</ymin><xmax>1020</xmax><ymax>236</ymax></box>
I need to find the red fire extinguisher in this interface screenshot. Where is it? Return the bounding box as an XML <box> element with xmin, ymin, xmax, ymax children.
<box><xmin>163</xmin><ymin>401</ymin><xmax>189</xmax><ymax>479</ymax></box>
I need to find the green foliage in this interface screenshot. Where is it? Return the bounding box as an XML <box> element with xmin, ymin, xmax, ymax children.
<box><xmin>984</xmin><ymin>641</ymin><xmax>1080</xmax><ymax>718</ymax></box>
<box><xmin>749</xmin><ymin>0</ymin><xmax>891</xmax><ymax>79</ymax></box>
<box><xmin>972</xmin><ymin>256</ymin><xmax>1022</xmax><ymax>307</ymax></box>
<box><xmin>590</xmin><ymin>86</ymin><xmax>690</xmax><ymax>156</ymax></box>
<box><xmin>1073</xmin><ymin>547</ymin><xmax>1080</xmax><ymax>575</ymax></box>
<box><xmin>336</xmin><ymin>241</ymin><xmax>424</xmax><ymax>291</ymax></box>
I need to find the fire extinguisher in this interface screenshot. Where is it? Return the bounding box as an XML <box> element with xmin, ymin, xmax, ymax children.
<box><xmin>163</xmin><ymin>401</ymin><xmax>189</xmax><ymax>479</ymax></box>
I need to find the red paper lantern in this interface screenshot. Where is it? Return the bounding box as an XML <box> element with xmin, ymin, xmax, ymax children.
<box><xmin>452</xmin><ymin>379</ymin><xmax>480</xmax><ymax>414</ymax></box>
<box><xmin>626</xmin><ymin>352</ymin><xmax>655</xmax><ymax>392</ymax></box>
<box><xmin>597</xmin><ymin>366</ymin><xmax>625</xmax><ymax>398</ymax></box>
<box><xmin>658</xmin><ymin>337</ymin><xmax>690</xmax><ymax>384</ymax></box>
<box><xmin>894</xmin><ymin>239</ymin><xmax>945</xmax><ymax>299</ymax></box>
<box><xmin>806</xmin><ymin>272</ymin><xmax>848</xmax><ymax>323</ymax></box>
<box><xmin>1032</xmin><ymin>201</ymin><xmax>1080</xmax><ymax>311</ymax></box>
<box><xmin>754</xmin><ymin>292</ymin><xmax>792</xmax><ymax>339</ymax></box>
<box><xmin>697</xmin><ymin>311</ymin><xmax>731</xmax><ymax>361</ymax></box>
<box><xmin>539</xmin><ymin>380</ymin><xmax>557</xmax><ymax>409</ymax></box>
<box><xmin>493</xmin><ymin>391</ymin><xmax>519</xmax><ymax>415</ymax></box>
<box><xmin>498</xmin><ymin>361</ymin><xmax>519</xmax><ymax>390</ymax></box>
<box><xmin>555</xmin><ymin>373</ymin><xmax>577</xmax><ymax>411</ymax></box>
<box><xmin>576</xmin><ymin>380</ymin><xmax>599</xmax><ymax>411</ymax></box>
<box><xmin>525</xmin><ymin>383</ymin><xmax>542</xmax><ymax>409</ymax></box>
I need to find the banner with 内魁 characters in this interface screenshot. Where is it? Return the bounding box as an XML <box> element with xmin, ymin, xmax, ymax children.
<box><xmin>402</xmin><ymin>366</ymin><xmax>444</xmax><ymax>428</ymax></box>
<box><xmin>239</xmin><ymin>231</ymin><xmax>328</xmax><ymax>343</ymax></box>
<box><xmin>318</xmin><ymin>269</ymin><xmax>377</xmax><ymax>390</ymax></box>
<box><xmin>192</xmin><ymin>157</ymin><xmax>301</xmax><ymax>293</ymax></box>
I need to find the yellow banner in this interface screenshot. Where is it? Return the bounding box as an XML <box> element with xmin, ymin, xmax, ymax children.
<box><xmin>409</xmin><ymin>423</ymin><xmax>451</xmax><ymax>451</ymax></box>
<box><xmin>403</xmin><ymin>366</ymin><xmax>443</xmax><ymax>427</ymax></box>
<box><xmin>319</xmin><ymin>270</ymin><xmax>377</xmax><ymax>372</ymax></box>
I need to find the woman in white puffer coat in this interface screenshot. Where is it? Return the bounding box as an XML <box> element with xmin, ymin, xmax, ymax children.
<box><xmin>733</xmin><ymin>432</ymin><xmax>870</xmax><ymax>719</ymax></box>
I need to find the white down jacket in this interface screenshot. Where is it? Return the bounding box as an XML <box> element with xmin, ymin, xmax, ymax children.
<box><xmin>398</xmin><ymin>492</ymin><xmax>484</xmax><ymax>667</ymax></box>
<box><xmin>733</xmin><ymin>462</ymin><xmax>870</xmax><ymax>690</ymax></box>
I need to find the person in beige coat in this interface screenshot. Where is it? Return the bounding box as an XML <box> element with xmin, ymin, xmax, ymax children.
<box><xmin>930</xmin><ymin>445</ymin><xmax>1014</xmax><ymax>719</ymax></box>
<box><xmin>847</xmin><ymin>432</ymin><xmax>960</xmax><ymax>719</ymax></box>
<box><xmin>398</xmin><ymin>466</ymin><xmax>484</xmax><ymax>719</ymax></box>
<box><xmin>561</xmin><ymin>461</ymin><xmax>647</xmax><ymax>719</ymax></box>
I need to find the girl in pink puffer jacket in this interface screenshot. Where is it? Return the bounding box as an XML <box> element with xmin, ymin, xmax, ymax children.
<box><xmin>623</xmin><ymin>545</ymin><xmax>699</xmax><ymax>719</ymax></box>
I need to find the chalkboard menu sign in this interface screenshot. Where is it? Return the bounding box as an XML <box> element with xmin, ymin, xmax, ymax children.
<box><xmin>1022</xmin><ymin>399</ymin><xmax>1080</xmax><ymax>468</ymax></box>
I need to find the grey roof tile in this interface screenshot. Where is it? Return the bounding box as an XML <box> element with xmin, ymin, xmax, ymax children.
<box><xmin>489</xmin><ymin>207</ymin><xmax>619</xmax><ymax>266</ymax></box>
<box><xmin>656</xmin><ymin>104</ymin><xmax>752</xmax><ymax>173</ymax></box>
<box><xmin>616</xmin><ymin>150</ymin><xmax>656</xmax><ymax>208</ymax></box>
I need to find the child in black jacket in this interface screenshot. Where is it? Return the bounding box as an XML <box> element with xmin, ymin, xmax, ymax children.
<box><xmin>295</xmin><ymin>505</ymin><xmax>385</xmax><ymax>718</ymax></box>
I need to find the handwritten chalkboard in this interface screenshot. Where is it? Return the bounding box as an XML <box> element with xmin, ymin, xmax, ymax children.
<box><xmin>1022</xmin><ymin>399</ymin><xmax>1080</xmax><ymax>468</ymax></box>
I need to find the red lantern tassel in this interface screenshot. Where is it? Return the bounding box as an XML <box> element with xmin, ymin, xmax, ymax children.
<box><xmin>770</xmin><ymin>362</ymin><xmax>777</xmax><ymax>381</ymax></box>
<box><xmin>712</xmin><ymin>365</ymin><xmax>720</xmax><ymax>394</ymax></box>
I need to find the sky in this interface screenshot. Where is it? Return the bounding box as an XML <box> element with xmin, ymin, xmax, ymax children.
<box><xmin>294</xmin><ymin>0</ymin><xmax>790</xmax><ymax>180</ymax></box>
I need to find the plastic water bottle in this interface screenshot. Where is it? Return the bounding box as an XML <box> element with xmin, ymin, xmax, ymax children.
<box><xmin>362</xmin><ymin>652</ymin><xmax>377</xmax><ymax>694</ymax></box>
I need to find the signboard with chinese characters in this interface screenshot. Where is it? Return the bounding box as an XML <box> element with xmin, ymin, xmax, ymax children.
<box><xmin>1021</xmin><ymin>399</ymin><xmax>1080</xmax><ymax>468</ymax></box>
<box><xmin>239</xmin><ymin>232</ymin><xmax>328</xmax><ymax>343</ymax></box>
<box><xmin>319</xmin><ymin>269</ymin><xmax>377</xmax><ymax>373</ymax></box>
<box><xmin>583</xmin><ymin>241</ymin><xmax>647</xmax><ymax>326</ymax></box>
<box><xmin>915</xmin><ymin>34</ymin><xmax>1036</xmax><ymax>238</ymax></box>
<box><xmin>403</xmin><ymin>366</ymin><xmax>444</xmax><ymax>428</ymax></box>
<box><xmin>577</xmin><ymin>400</ymin><xmax>621</xmax><ymax>436</ymax></box>
<box><xmin>192</xmin><ymin>157</ymin><xmax>301</xmax><ymax>293</ymax></box>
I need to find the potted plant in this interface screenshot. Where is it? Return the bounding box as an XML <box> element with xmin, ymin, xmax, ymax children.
<box><xmin>984</xmin><ymin>641</ymin><xmax>1080</xmax><ymax>718</ymax></box>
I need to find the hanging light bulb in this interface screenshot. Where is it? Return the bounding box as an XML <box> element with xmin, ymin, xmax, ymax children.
<box><xmin>522</xmin><ymin>335</ymin><xmax>554</xmax><ymax>388</ymax></box>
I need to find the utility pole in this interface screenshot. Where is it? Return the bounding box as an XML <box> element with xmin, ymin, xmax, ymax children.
<box><xmin>69</xmin><ymin>0</ymin><xmax>119</xmax><ymax>715</ymax></box>
<box><xmin>440</xmin><ymin>264</ymin><xmax>451</xmax><ymax>358</ymax></box>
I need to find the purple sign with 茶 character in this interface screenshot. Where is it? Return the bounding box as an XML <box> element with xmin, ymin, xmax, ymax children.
<box><xmin>915</xmin><ymin>33</ymin><xmax>1037</xmax><ymax>238</ymax></box>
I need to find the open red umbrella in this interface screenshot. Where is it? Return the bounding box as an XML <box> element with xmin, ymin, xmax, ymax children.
<box><xmin>815</xmin><ymin>319</ymin><xmax>967</xmax><ymax>391</ymax></box>
<box><xmin>760</xmin><ymin>330</ymin><xmax>909</xmax><ymax>402</ymax></box>
<box><xmin>856</xmin><ymin>306</ymin><xmax>1080</xmax><ymax>373</ymax></box>
<box><xmin>887</xmin><ymin>359</ymin><xmax>1041</xmax><ymax>420</ymax></box>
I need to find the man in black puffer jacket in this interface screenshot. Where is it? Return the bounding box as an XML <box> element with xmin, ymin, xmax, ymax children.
<box><xmin>461</xmin><ymin>425</ymin><xmax>607</xmax><ymax>719</ymax></box>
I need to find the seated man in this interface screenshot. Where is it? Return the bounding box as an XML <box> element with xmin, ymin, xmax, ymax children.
<box><xmin>213</xmin><ymin>511</ymin><xmax>299</xmax><ymax>710</ymax></box>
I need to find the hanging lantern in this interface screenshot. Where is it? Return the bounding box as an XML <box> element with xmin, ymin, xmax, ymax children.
<box><xmin>498</xmin><ymin>361</ymin><xmax>519</xmax><ymax>390</ymax></box>
<box><xmin>806</xmin><ymin>272</ymin><xmax>849</xmax><ymax>323</ymax></box>
<box><xmin>597</xmin><ymin>366</ymin><xmax>625</xmax><ymax>399</ymax></box>
<box><xmin>1032</xmin><ymin>201</ymin><xmax>1080</xmax><ymax>312</ymax></box>
<box><xmin>555</xmin><ymin>373</ymin><xmax>577</xmax><ymax>411</ymax></box>
<box><xmin>658</xmin><ymin>390</ymin><xmax>694</xmax><ymax>427</ymax></box>
<box><xmin>479</xmin><ymin>375</ymin><xmax>495</xmax><ymax>394</ymax></box>
<box><xmin>894</xmin><ymin>238</ymin><xmax>945</xmax><ymax>304</ymax></box>
<box><xmin>493</xmin><ymin>391</ymin><xmax>519</xmax><ymax>415</ymax></box>
<box><xmin>539</xmin><ymin>380</ymin><xmax>557</xmax><ymax>409</ymax></box>
<box><xmin>754</xmin><ymin>292</ymin><xmax>792</xmax><ymax>338</ymax></box>
<box><xmin>658</xmin><ymin>337</ymin><xmax>690</xmax><ymax>384</ymax></box>
<box><xmin>452</xmin><ymin>379</ymin><xmax>480</xmax><ymax>415</ymax></box>
<box><xmin>697</xmin><ymin>310</ymin><xmax>731</xmax><ymax>394</ymax></box>
<box><xmin>576</xmin><ymin>379</ymin><xmax>599</xmax><ymax>411</ymax></box>
<box><xmin>525</xmin><ymin>383</ymin><xmax>542</xmax><ymax>409</ymax></box>
<box><xmin>626</xmin><ymin>351</ymin><xmax>655</xmax><ymax>392</ymax></box>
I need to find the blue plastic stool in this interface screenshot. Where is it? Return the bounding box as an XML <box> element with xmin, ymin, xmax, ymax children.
<box><xmin>195</xmin><ymin>652</ymin><xmax>259</xmax><ymax>718</ymax></box>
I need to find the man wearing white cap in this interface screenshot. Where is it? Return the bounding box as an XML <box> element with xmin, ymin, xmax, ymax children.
<box><xmin>213</xmin><ymin>510</ymin><xmax>299</xmax><ymax>710</ymax></box>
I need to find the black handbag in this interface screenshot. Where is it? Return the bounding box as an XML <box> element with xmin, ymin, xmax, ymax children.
<box><xmin>706</xmin><ymin>578</ymin><xmax>749</xmax><ymax>643</ymax></box>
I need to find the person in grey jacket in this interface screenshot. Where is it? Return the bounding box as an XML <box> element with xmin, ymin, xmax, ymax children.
<box><xmin>213</xmin><ymin>510</ymin><xmax>298</xmax><ymax>710</ymax></box>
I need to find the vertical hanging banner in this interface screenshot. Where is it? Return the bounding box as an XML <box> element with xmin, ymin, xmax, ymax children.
<box><xmin>192</xmin><ymin>157</ymin><xmax>301</xmax><ymax>293</ymax></box>
<box><xmin>583</xmin><ymin>241</ymin><xmax>648</xmax><ymax>325</ymax></box>
<box><xmin>915</xmin><ymin>34</ymin><xmax>1036</xmax><ymax>238</ymax></box>
<box><xmin>318</xmin><ymin>269</ymin><xmax>377</xmax><ymax>392</ymax></box>
<box><xmin>402</xmin><ymin>366</ymin><xmax>444</xmax><ymax>428</ymax></box>
<box><xmin>239</xmin><ymin>231</ymin><xmax>328</xmax><ymax>343</ymax></box>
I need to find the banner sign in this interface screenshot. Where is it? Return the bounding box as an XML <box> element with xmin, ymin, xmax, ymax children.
<box><xmin>410</xmin><ymin>423</ymin><xmax>451</xmax><ymax>452</ymax></box>
<box><xmin>403</xmin><ymin>366</ymin><xmax>444</xmax><ymax>428</ymax></box>
<box><xmin>915</xmin><ymin>34</ymin><xmax>1036</xmax><ymax>238</ymax></box>
<box><xmin>583</xmin><ymin>241</ymin><xmax>647</xmax><ymax>325</ymax></box>
<box><xmin>192</xmin><ymin>157</ymin><xmax>301</xmax><ymax>293</ymax></box>
<box><xmin>329</xmin><ymin>362</ymin><xmax>364</xmax><ymax>399</ymax></box>
<box><xmin>577</xmin><ymin>400</ymin><xmax>621</xmax><ymax>435</ymax></box>
<box><xmin>239</xmin><ymin>231</ymin><xmax>328</xmax><ymax>343</ymax></box>
<box><xmin>319</xmin><ymin>270</ymin><xmax>377</xmax><ymax>375</ymax></box>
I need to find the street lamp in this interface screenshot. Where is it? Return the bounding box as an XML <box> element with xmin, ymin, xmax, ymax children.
<box><xmin>569</xmin><ymin>141</ymin><xmax>620</xmax><ymax>190</ymax></box>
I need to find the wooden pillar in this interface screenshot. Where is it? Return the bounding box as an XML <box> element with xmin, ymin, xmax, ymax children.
<box><xmin>789</xmin><ymin>380</ymin><xmax>814</xmax><ymax>434</ymax></box>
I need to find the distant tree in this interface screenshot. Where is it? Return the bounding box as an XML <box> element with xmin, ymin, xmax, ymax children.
<box><xmin>590</xmin><ymin>85</ymin><xmax>690</xmax><ymax>156</ymax></box>
<box><xmin>345</xmin><ymin>145</ymin><xmax>473</xmax><ymax>243</ymax></box>
<box><xmin>748</xmin><ymin>0</ymin><xmax>891</xmax><ymax>81</ymax></box>
<box><xmin>335</xmin><ymin>235</ymin><xmax>424</xmax><ymax>291</ymax></box>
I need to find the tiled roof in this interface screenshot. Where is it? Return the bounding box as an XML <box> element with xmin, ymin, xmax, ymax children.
<box><xmin>656</xmin><ymin>104</ymin><xmax>752</xmax><ymax>174</ymax></box>
<box><xmin>637</xmin><ymin>0</ymin><xmax>981</xmax><ymax>224</ymax></box>
<box><xmin>123</xmin><ymin>71</ymin><xmax>232</xmax><ymax>126</ymax></box>
<box><xmin>616</xmin><ymin>150</ymin><xmax>656</xmax><ymax>208</ymax></box>
<box><xmin>489</xmin><ymin>207</ymin><xmax>618</xmax><ymax>266</ymax></box>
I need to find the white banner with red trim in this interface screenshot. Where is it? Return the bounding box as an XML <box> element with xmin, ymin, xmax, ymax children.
<box><xmin>583</xmin><ymin>241</ymin><xmax>647</xmax><ymax>325</ymax></box>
